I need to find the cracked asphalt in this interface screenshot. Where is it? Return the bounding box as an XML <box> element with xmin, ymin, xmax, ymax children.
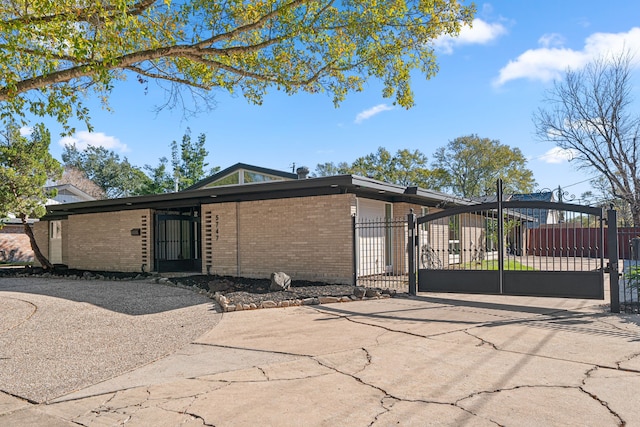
<box><xmin>2</xmin><ymin>277</ymin><xmax>640</xmax><ymax>426</ymax></box>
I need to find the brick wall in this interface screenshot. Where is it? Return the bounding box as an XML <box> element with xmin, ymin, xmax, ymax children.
<box><xmin>0</xmin><ymin>224</ymin><xmax>34</xmax><ymax>262</ymax></box>
<box><xmin>202</xmin><ymin>203</ymin><xmax>238</xmax><ymax>276</ymax></box>
<box><xmin>65</xmin><ymin>209</ymin><xmax>152</xmax><ymax>272</ymax></box>
<box><xmin>61</xmin><ymin>219</ymin><xmax>69</xmax><ymax>265</ymax></box>
<box><xmin>202</xmin><ymin>193</ymin><xmax>357</xmax><ymax>283</ymax></box>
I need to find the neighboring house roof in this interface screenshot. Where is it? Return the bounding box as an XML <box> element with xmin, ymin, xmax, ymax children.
<box><xmin>42</xmin><ymin>170</ymin><xmax>474</xmax><ymax>220</ymax></box>
<box><xmin>510</xmin><ymin>192</ymin><xmax>556</xmax><ymax>226</ymax></box>
<box><xmin>46</xmin><ymin>184</ymin><xmax>96</xmax><ymax>204</ymax></box>
<box><xmin>2</xmin><ymin>184</ymin><xmax>95</xmax><ymax>226</ymax></box>
<box><xmin>185</xmin><ymin>163</ymin><xmax>298</xmax><ymax>191</ymax></box>
<box><xmin>510</xmin><ymin>192</ymin><xmax>555</xmax><ymax>203</ymax></box>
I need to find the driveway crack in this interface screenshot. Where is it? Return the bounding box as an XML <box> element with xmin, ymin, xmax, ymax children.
<box><xmin>581</xmin><ymin>366</ymin><xmax>626</xmax><ymax>426</ymax></box>
<box><xmin>462</xmin><ymin>329</ymin><xmax>499</xmax><ymax>350</ymax></box>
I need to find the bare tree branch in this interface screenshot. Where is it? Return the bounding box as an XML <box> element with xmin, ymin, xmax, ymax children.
<box><xmin>534</xmin><ymin>50</ymin><xmax>640</xmax><ymax>225</ymax></box>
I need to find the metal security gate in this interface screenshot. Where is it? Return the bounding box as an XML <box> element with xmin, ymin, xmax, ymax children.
<box><xmin>354</xmin><ymin>216</ymin><xmax>409</xmax><ymax>290</ymax></box>
<box><xmin>155</xmin><ymin>209</ymin><xmax>201</xmax><ymax>273</ymax></box>
<box><xmin>411</xmin><ymin>183</ymin><xmax>605</xmax><ymax>300</ymax></box>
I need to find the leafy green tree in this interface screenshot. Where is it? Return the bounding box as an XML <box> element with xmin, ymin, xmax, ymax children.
<box><xmin>432</xmin><ymin>135</ymin><xmax>536</xmax><ymax>198</ymax></box>
<box><xmin>141</xmin><ymin>157</ymin><xmax>174</xmax><ymax>194</ymax></box>
<box><xmin>171</xmin><ymin>129</ymin><xmax>219</xmax><ymax>190</ymax></box>
<box><xmin>350</xmin><ymin>147</ymin><xmax>432</xmax><ymax>187</ymax></box>
<box><xmin>0</xmin><ymin>124</ymin><xmax>62</xmax><ymax>269</ymax></box>
<box><xmin>533</xmin><ymin>51</ymin><xmax>640</xmax><ymax>226</ymax></box>
<box><xmin>142</xmin><ymin>129</ymin><xmax>219</xmax><ymax>193</ymax></box>
<box><xmin>0</xmin><ymin>0</ymin><xmax>475</xmax><ymax>131</ymax></box>
<box><xmin>313</xmin><ymin>147</ymin><xmax>432</xmax><ymax>186</ymax></box>
<box><xmin>62</xmin><ymin>145</ymin><xmax>150</xmax><ymax>198</ymax></box>
<box><xmin>312</xmin><ymin>161</ymin><xmax>351</xmax><ymax>177</ymax></box>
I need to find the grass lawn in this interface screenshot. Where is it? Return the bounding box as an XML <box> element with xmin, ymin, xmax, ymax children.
<box><xmin>460</xmin><ymin>259</ymin><xmax>536</xmax><ymax>271</ymax></box>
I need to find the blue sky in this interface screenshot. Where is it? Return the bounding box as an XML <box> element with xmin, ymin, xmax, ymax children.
<box><xmin>40</xmin><ymin>0</ymin><xmax>640</xmax><ymax>199</ymax></box>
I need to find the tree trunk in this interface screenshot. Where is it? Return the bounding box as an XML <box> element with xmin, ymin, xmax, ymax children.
<box><xmin>631</xmin><ymin>201</ymin><xmax>640</xmax><ymax>228</ymax></box>
<box><xmin>21</xmin><ymin>215</ymin><xmax>54</xmax><ymax>270</ymax></box>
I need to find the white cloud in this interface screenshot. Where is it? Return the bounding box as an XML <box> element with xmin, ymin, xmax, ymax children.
<box><xmin>434</xmin><ymin>19</ymin><xmax>507</xmax><ymax>54</ymax></box>
<box><xmin>540</xmin><ymin>147</ymin><xmax>576</xmax><ymax>164</ymax></box>
<box><xmin>58</xmin><ymin>131</ymin><xmax>129</xmax><ymax>152</ymax></box>
<box><xmin>19</xmin><ymin>126</ymin><xmax>32</xmax><ymax>136</ymax></box>
<box><xmin>354</xmin><ymin>104</ymin><xmax>395</xmax><ymax>124</ymax></box>
<box><xmin>495</xmin><ymin>27</ymin><xmax>640</xmax><ymax>86</ymax></box>
<box><xmin>538</xmin><ymin>33</ymin><xmax>565</xmax><ymax>48</ymax></box>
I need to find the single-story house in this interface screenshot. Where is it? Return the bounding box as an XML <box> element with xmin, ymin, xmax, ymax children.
<box><xmin>36</xmin><ymin>163</ymin><xmax>472</xmax><ymax>283</ymax></box>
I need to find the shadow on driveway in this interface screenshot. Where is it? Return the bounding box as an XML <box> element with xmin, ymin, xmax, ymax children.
<box><xmin>0</xmin><ymin>276</ymin><xmax>216</xmax><ymax>315</ymax></box>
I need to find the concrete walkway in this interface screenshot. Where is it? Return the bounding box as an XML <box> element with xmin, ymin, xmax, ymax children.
<box><xmin>1</xmin><ymin>277</ymin><xmax>640</xmax><ymax>426</ymax></box>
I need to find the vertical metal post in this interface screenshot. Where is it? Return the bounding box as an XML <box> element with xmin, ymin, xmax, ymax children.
<box><xmin>607</xmin><ymin>208</ymin><xmax>620</xmax><ymax>313</ymax></box>
<box><xmin>497</xmin><ymin>179</ymin><xmax>504</xmax><ymax>294</ymax></box>
<box><xmin>408</xmin><ymin>210</ymin><xmax>417</xmax><ymax>295</ymax></box>
<box><xmin>352</xmin><ymin>215</ymin><xmax>357</xmax><ymax>287</ymax></box>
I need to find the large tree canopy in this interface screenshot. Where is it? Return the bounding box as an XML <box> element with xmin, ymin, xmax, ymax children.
<box><xmin>0</xmin><ymin>124</ymin><xmax>62</xmax><ymax>268</ymax></box>
<box><xmin>431</xmin><ymin>134</ymin><xmax>536</xmax><ymax>198</ymax></box>
<box><xmin>313</xmin><ymin>147</ymin><xmax>432</xmax><ymax>187</ymax></box>
<box><xmin>0</xmin><ymin>0</ymin><xmax>475</xmax><ymax>131</ymax></box>
<box><xmin>62</xmin><ymin>144</ymin><xmax>150</xmax><ymax>198</ymax></box>
<box><xmin>350</xmin><ymin>147</ymin><xmax>432</xmax><ymax>187</ymax></box>
<box><xmin>533</xmin><ymin>52</ymin><xmax>640</xmax><ymax>226</ymax></box>
<box><xmin>142</xmin><ymin>128</ymin><xmax>219</xmax><ymax>193</ymax></box>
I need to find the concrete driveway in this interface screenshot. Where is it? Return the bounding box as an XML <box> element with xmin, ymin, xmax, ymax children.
<box><xmin>1</xmin><ymin>277</ymin><xmax>640</xmax><ymax>426</ymax></box>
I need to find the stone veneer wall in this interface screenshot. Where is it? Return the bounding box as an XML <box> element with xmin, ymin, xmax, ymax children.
<box><xmin>202</xmin><ymin>193</ymin><xmax>357</xmax><ymax>284</ymax></box>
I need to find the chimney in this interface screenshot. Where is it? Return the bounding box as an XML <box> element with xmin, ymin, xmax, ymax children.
<box><xmin>296</xmin><ymin>166</ymin><xmax>310</xmax><ymax>179</ymax></box>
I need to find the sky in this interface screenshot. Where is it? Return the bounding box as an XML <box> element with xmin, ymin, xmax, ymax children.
<box><xmin>38</xmin><ymin>0</ymin><xmax>640</xmax><ymax>200</ymax></box>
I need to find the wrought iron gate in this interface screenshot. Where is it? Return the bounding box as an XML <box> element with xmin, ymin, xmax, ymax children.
<box><xmin>155</xmin><ymin>209</ymin><xmax>201</xmax><ymax>273</ymax></box>
<box><xmin>411</xmin><ymin>184</ymin><xmax>605</xmax><ymax>300</ymax></box>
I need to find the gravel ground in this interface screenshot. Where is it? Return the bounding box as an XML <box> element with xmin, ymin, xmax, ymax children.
<box><xmin>0</xmin><ymin>277</ymin><xmax>219</xmax><ymax>403</ymax></box>
<box><xmin>170</xmin><ymin>275</ymin><xmax>395</xmax><ymax>306</ymax></box>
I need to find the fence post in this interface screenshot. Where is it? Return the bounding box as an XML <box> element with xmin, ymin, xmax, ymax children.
<box><xmin>607</xmin><ymin>208</ymin><xmax>620</xmax><ymax>313</ymax></box>
<box><xmin>408</xmin><ymin>210</ymin><xmax>417</xmax><ymax>296</ymax></box>
<box><xmin>497</xmin><ymin>178</ymin><xmax>504</xmax><ymax>294</ymax></box>
<box><xmin>352</xmin><ymin>215</ymin><xmax>357</xmax><ymax>287</ymax></box>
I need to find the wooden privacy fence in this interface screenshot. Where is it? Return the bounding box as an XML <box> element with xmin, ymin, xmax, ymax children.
<box><xmin>529</xmin><ymin>225</ymin><xmax>640</xmax><ymax>259</ymax></box>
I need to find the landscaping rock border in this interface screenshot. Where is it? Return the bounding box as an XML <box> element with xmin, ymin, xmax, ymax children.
<box><xmin>0</xmin><ymin>267</ymin><xmax>402</xmax><ymax>312</ymax></box>
<box><xmin>213</xmin><ymin>287</ymin><xmax>396</xmax><ymax>312</ymax></box>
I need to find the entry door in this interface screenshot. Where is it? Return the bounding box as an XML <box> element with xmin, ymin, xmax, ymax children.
<box><xmin>155</xmin><ymin>210</ymin><xmax>201</xmax><ymax>273</ymax></box>
<box><xmin>49</xmin><ymin>221</ymin><xmax>62</xmax><ymax>264</ymax></box>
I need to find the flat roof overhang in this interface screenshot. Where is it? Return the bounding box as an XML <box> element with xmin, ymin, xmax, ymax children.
<box><xmin>42</xmin><ymin>175</ymin><xmax>473</xmax><ymax>220</ymax></box>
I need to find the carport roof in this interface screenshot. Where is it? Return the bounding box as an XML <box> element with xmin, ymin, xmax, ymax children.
<box><xmin>42</xmin><ymin>174</ymin><xmax>474</xmax><ymax>220</ymax></box>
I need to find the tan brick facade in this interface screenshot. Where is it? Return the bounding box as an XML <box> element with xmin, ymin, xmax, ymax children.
<box><xmin>202</xmin><ymin>193</ymin><xmax>357</xmax><ymax>283</ymax></box>
<box><xmin>41</xmin><ymin>194</ymin><xmax>442</xmax><ymax>281</ymax></box>
<box><xmin>202</xmin><ymin>202</ymin><xmax>238</xmax><ymax>276</ymax></box>
<box><xmin>53</xmin><ymin>209</ymin><xmax>152</xmax><ymax>272</ymax></box>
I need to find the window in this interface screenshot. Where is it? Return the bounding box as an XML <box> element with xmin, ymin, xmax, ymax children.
<box><xmin>206</xmin><ymin>172</ymin><xmax>240</xmax><ymax>187</ymax></box>
<box><xmin>244</xmin><ymin>171</ymin><xmax>284</xmax><ymax>183</ymax></box>
<box><xmin>204</xmin><ymin>169</ymin><xmax>288</xmax><ymax>187</ymax></box>
<box><xmin>50</xmin><ymin>221</ymin><xmax>62</xmax><ymax>239</ymax></box>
